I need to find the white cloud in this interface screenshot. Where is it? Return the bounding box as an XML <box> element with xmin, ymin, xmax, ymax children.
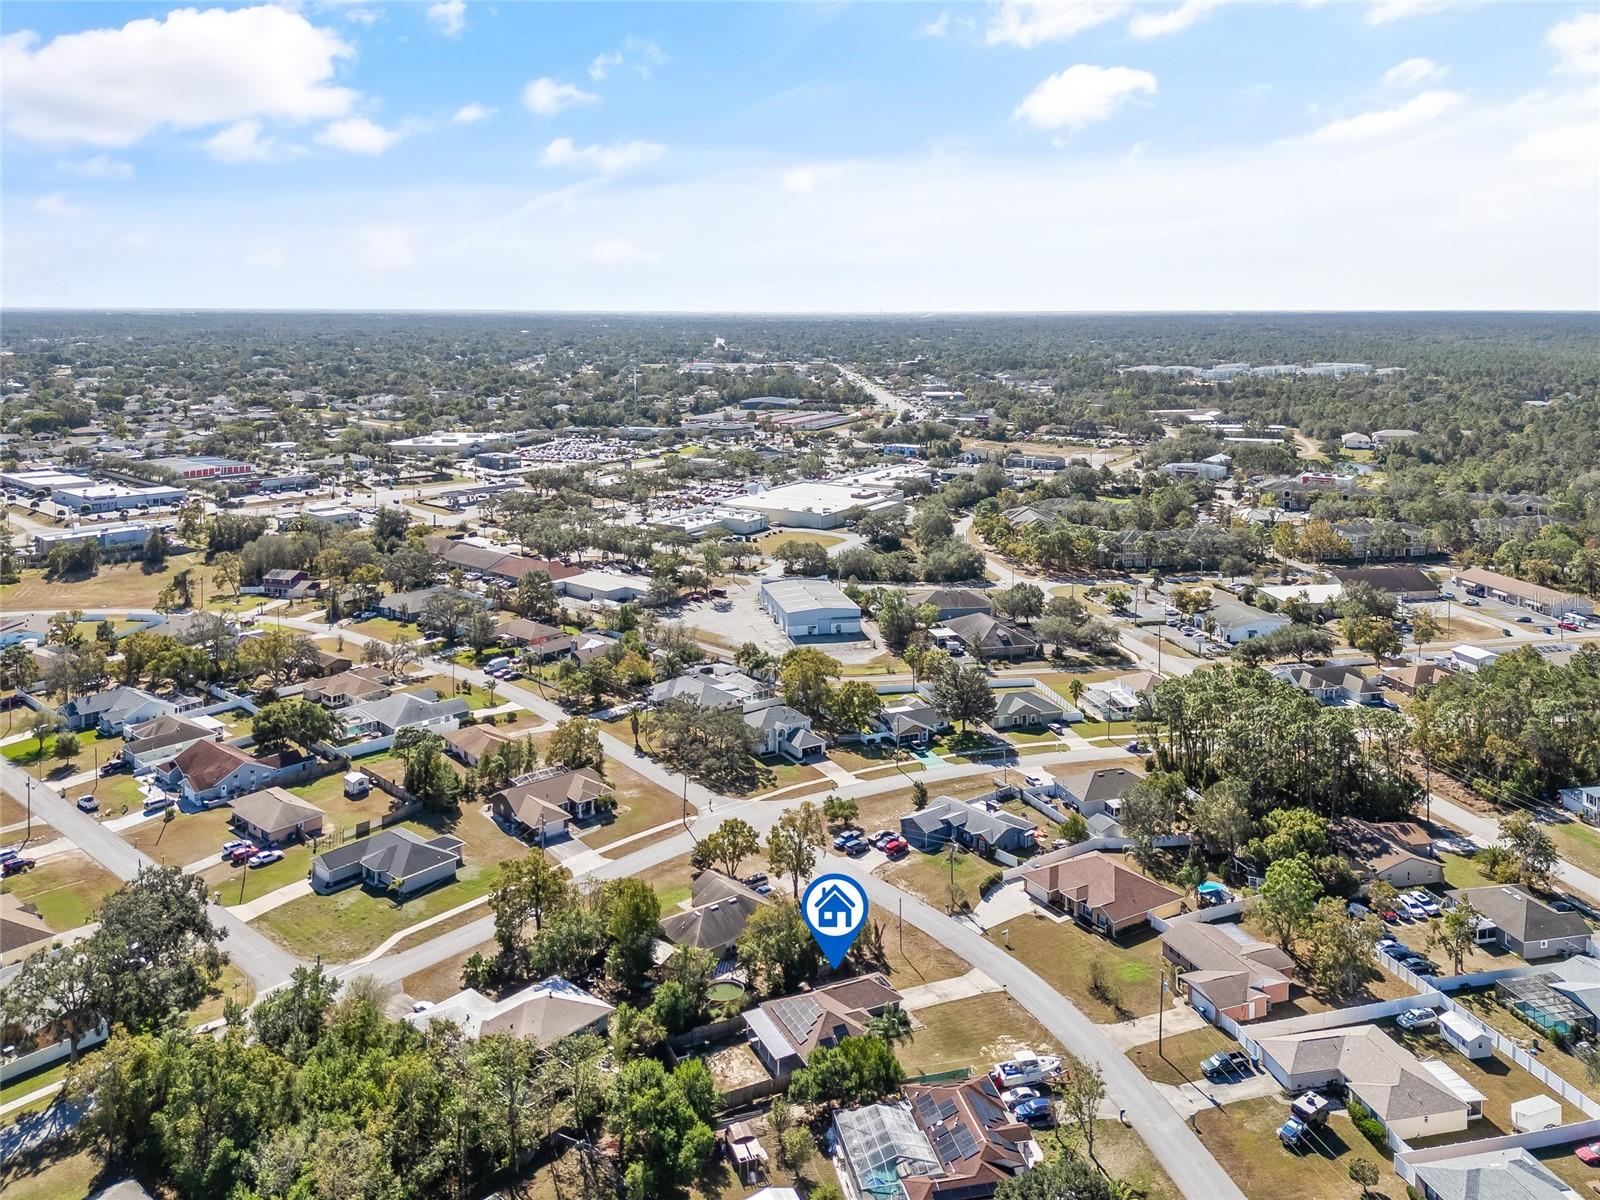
<box><xmin>1365</xmin><ymin>1</ymin><xmax>1462</xmax><ymax>26</ymax></box>
<box><xmin>588</xmin><ymin>238</ymin><xmax>659</xmax><ymax>265</ymax></box>
<box><xmin>350</xmin><ymin>223</ymin><xmax>416</xmax><ymax>271</ymax></box>
<box><xmin>1547</xmin><ymin>12</ymin><xmax>1600</xmax><ymax>75</ymax></box>
<box><xmin>59</xmin><ymin>155</ymin><xmax>133</xmax><ymax>180</ymax></box>
<box><xmin>343</xmin><ymin>8</ymin><xmax>381</xmax><ymax>26</ymax></box>
<box><xmin>314</xmin><ymin>116</ymin><xmax>405</xmax><ymax>155</ymax></box>
<box><xmin>1383</xmin><ymin>57</ymin><xmax>1448</xmax><ymax>89</ymax></box>
<box><xmin>426</xmin><ymin>0</ymin><xmax>466</xmax><ymax>37</ymax></box>
<box><xmin>1014</xmin><ymin>65</ymin><xmax>1158</xmax><ymax>133</ymax></box>
<box><xmin>588</xmin><ymin>37</ymin><xmax>667</xmax><ymax>82</ymax></box>
<box><xmin>204</xmin><ymin>119</ymin><xmax>296</xmax><ymax>164</ymax></box>
<box><xmin>781</xmin><ymin>164</ymin><xmax>847</xmax><ymax>193</ymax></box>
<box><xmin>32</xmin><ymin>192</ymin><xmax>82</xmax><ymax>217</ymax></box>
<box><xmin>1309</xmin><ymin>89</ymin><xmax>1464</xmax><ymax>143</ymax></box>
<box><xmin>539</xmin><ymin>137</ymin><xmax>664</xmax><ymax>173</ymax></box>
<box><xmin>986</xmin><ymin>1</ymin><xmax>1128</xmax><ymax>48</ymax></box>
<box><xmin>522</xmin><ymin>77</ymin><xmax>598</xmax><ymax>116</ymax></box>
<box><xmin>1129</xmin><ymin>1</ymin><xmax>1223</xmax><ymax>39</ymax></box>
<box><xmin>452</xmin><ymin>102</ymin><xmax>492</xmax><ymax>124</ymax></box>
<box><xmin>1</xmin><ymin>5</ymin><xmax>356</xmax><ymax>146</ymax></box>
<box><xmin>920</xmin><ymin>12</ymin><xmax>951</xmax><ymax>37</ymax></box>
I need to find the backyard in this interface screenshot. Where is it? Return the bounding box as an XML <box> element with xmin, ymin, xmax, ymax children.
<box><xmin>1450</xmin><ymin>987</ymin><xmax>1599</xmax><ymax>1094</ymax></box>
<box><xmin>898</xmin><ymin>992</ymin><xmax>1063</xmax><ymax>1079</ymax></box>
<box><xmin>984</xmin><ymin>912</ymin><xmax>1165</xmax><ymax>1022</ymax></box>
<box><xmin>1</xmin><ymin>851</ymin><xmax>123</xmax><ymax>932</ymax></box>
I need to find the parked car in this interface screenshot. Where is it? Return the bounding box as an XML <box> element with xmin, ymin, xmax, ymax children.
<box><xmin>0</xmin><ymin>848</ymin><xmax>18</xmax><ymax>864</ymax></box>
<box><xmin>1407</xmin><ymin>891</ymin><xmax>1441</xmax><ymax>917</ymax></box>
<box><xmin>832</xmin><ymin>832</ymin><xmax>866</xmax><ymax>854</ymax></box>
<box><xmin>248</xmin><ymin>849</ymin><xmax>284</xmax><ymax>868</ymax></box>
<box><xmin>1516</xmin><ymin>615</ymin><xmax>1533</xmax><ymax>623</ymax></box>
<box><xmin>2</xmin><ymin>857</ymin><xmax>36</xmax><ymax>877</ymax></box>
<box><xmin>1574</xmin><ymin>1142</ymin><xmax>1600</xmax><ymax>1166</ymax></box>
<box><xmin>100</xmin><ymin>759</ymin><xmax>129</xmax><ymax>776</ymax></box>
<box><xmin>221</xmin><ymin>839</ymin><xmax>254</xmax><ymax>858</ymax></box>
<box><xmin>743</xmin><ymin>872</ymin><xmax>768</xmax><ymax>888</ymax></box>
<box><xmin>1201</xmin><ymin>1051</ymin><xmax>1252</xmax><ymax>1080</ymax></box>
<box><xmin>1277</xmin><ymin>1117</ymin><xmax>1312</xmax><ymax>1150</ymax></box>
<box><xmin>229</xmin><ymin>844</ymin><xmax>257</xmax><ymax>864</ymax></box>
<box><xmin>1000</xmin><ymin>1086</ymin><xmax>1041</xmax><ymax>1109</ymax></box>
<box><xmin>1012</xmin><ymin>1097</ymin><xmax>1055</xmax><ymax>1127</ymax></box>
<box><xmin>1396</xmin><ymin>1007</ymin><xmax>1438</xmax><ymax>1031</ymax></box>
<box><xmin>1400</xmin><ymin>957</ymin><xmax>1439</xmax><ymax>977</ymax></box>
<box><xmin>1558</xmin><ymin>893</ymin><xmax>1600</xmax><ymax>921</ymax></box>
<box><xmin>1376</xmin><ymin>937</ymin><xmax>1404</xmax><ymax>956</ymax></box>
<box><xmin>75</xmin><ymin>795</ymin><xmax>100</xmax><ymax>813</ymax></box>
<box><xmin>1377</xmin><ymin>905</ymin><xmax>1401</xmax><ymax>924</ymax></box>
<box><xmin>1346</xmin><ymin>901</ymin><xmax>1371</xmax><ymax>920</ymax></box>
<box><xmin>876</xmin><ymin>834</ymin><xmax>907</xmax><ymax>855</ymax></box>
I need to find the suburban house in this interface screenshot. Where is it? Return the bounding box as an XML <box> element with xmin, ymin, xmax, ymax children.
<box><xmin>900</xmin><ymin>795</ymin><xmax>1037</xmax><ymax>857</ymax></box>
<box><xmin>1161</xmin><ymin>921</ymin><xmax>1295</xmax><ymax>1024</ymax></box>
<box><xmin>743</xmin><ymin>973</ymin><xmax>902</xmax><ymax>1080</ymax></box>
<box><xmin>659</xmin><ymin>871</ymin><xmax>767</xmax><ymax>954</ymax></box>
<box><xmin>1380</xmin><ymin>662</ymin><xmax>1452</xmax><ymax>696</ymax></box>
<box><xmin>991</xmin><ymin>690</ymin><xmax>1074</xmax><ymax>731</ymax></box>
<box><xmin>1338</xmin><ymin>819</ymin><xmax>1444</xmax><ymax>890</ymax></box>
<box><xmin>1411</xmin><ymin>1147</ymin><xmax>1585</xmax><ymax>1200</ymax></box>
<box><xmin>833</xmin><ymin>1075</ymin><xmax>1043</xmax><ymax>1200</ymax></box>
<box><xmin>906</xmin><ymin>587</ymin><xmax>993</xmax><ymax>620</ymax></box>
<box><xmin>1054</xmin><ymin>766</ymin><xmax>1144</xmax><ymax>819</ymax></box>
<box><xmin>61</xmin><ymin>686</ymin><xmax>177</xmax><ymax>734</ymax></box>
<box><xmin>162</xmin><ymin>740</ymin><xmax>310</xmax><ymax>806</ymax></box>
<box><xmin>649</xmin><ymin>664</ymin><xmax>769</xmax><ymax>708</ymax></box>
<box><xmin>758</xmin><ymin>577</ymin><xmax>863</xmax><ymax>639</ymax></box>
<box><xmin>490</xmin><ymin>766</ymin><xmax>608</xmax><ymax>843</ymax></box>
<box><xmin>1080</xmin><ymin>671</ymin><xmax>1161</xmax><ymax>722</ymax></box>
<box><xmin>407</xmin><ymin>976</ymin><xmax>613</xmax><ymax>1042</ymax></box>
<box><xmin>1254</xmin><ymin>1024</ymin><xmax>1480</xmax><ymax>1141</ymax></box>
<box><xmin>1341</xmin><ymin>432</ymin><xmax>1374</xmax><ymax>450</ymax></box>
<box><xmin>494</xmin><ymin>618</ymin><xmax>573</xmax><ymax>659</ymax></box>
<box><xmin>864</xmin><ymin>696</ymin><xmax>950</xmax><ymax>748</ymax></box>
<box><xmin>260</xmin><ymin>568</ymin><xmax>317</xmax><ymax>599</ymax></box>
<box><xmin>940</xmin><ymin>613</ymin><xmax>1041</xmax><ymax>662</ymax></box>
<box><xmin>339</xmin><ymin>692</ymin><xmax>467</xmax><ymax>739</ymax></box>
<box><xmin>311</xmin><ymin>827</ymin><xmax>464</xmax><ymax>897</ymax></box>
<box><xmin>377</xmin><ymin>585</ymin><xmax>491</xmax><ymax>622</ymax></box>
<box><xmin>1558</xmin><ymin>785</ymin><xmax>1600</xmax><ymax>823</ymax></box>
<box><xmin>441</xmin><ymin>723</ymin><xmax>519</xmax><ymax>768</ymax></box>
<box><xmin>304</xmin><ymin>666</ymin><xmax>391</xmax><ymax>708</ymax></box>
<box><xmin>310</xmin><ymin>648</ymin><xmax>354</xmax><ymax>677</ymax></box>
<box><xmin>120</xmin><ymin>713</ymin><xmax>223</xmax><ymax>771</ymax></box>
<box><xmin>1450</xmin><ymin>885</ymin><xmax>1591</xmax><ymax>961</ymax></box>
<box><xmin>1279</xmin><ymin>664</ymin><xmax>1384</xmax><ymax>705</ymax></box>
<box><xmin>1</xmin><ymin>892</ymin><xmax>55</xmax><ymax>955</ymax></box>
<box><xmin>229</xmin><ymin>787</ymin><xmax>325</xmax><ymax>844</ymax></box>
<box><xmin>1205</xmin><ymin>598</ymin><xmax>1291</xmax><ymax>645</ymax></box>
<box><xmin>1018</xmin><ymin>851</ymin><xmax>1182</xmax><ymax>937</ymax></box>
<box><xmin>742</xmin><ymin>701</ymin><xmax>827</xmax><ymax>762</ymax></box>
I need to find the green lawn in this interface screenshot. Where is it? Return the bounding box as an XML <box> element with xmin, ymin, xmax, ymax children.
<box><xmin>1440</xmin><ymin>850</ymin><xmax>1496</xmax><ymax>890</ymax></box>
<box><xmin>349</xmin><ymin>616</ymin><xmax>413</xmax><ymax>642</ymax></box>
<box><xmin>0</xmin><ymin>1060</ymin><xmax>69</xmax><ymax>1109</ymax></box>
<box><xmin>289</xmin><ymin>771</ymin><xmax>362</xmax><ymax>807</ymax></box>
<box><xmin>2</xmin><ymin>730</ymin><xmax>114</xmax><ymax>780</ymax></box>
<box><xmin>403</xmin><ymin>676</ymin><xmax>498</xmax><ymax>711</ymax></box>
<box><xmin>213</xmin><ymin>708</ymin><xmax>255</xmax><ymax>738</ymax></box>
<box><xmin>82</xmin><ymin>773</ymin><xmax>149</xmax><ymax>815</ymax></box>
<box><xmin>200</xmin><ymin>843</ymin><xmax>314</xmax><ymax>905</ymax></box>
<box><xmin>125</xmin><ymin>804</ymin><xmax>240</xmax><ymax>867</ymax></box>
<box><xmin>881</xmin><ymin>846</ymin><xmax>995</xmax><ymax>912</ymax></box>
<box><xmin>1391</xmin><ymin>1023</ymin><xmax>1581</xmax><ymax>1145</ymax></box>
<box><xmin>0</xmin><ymin>852</ymin><xmax>123</xmax><ymax>931</ymax></box>
<box><xmin>254</xmin><ymin>861</ymin><xmax>499</xmax><ymax>962</ymax></box>
<box><xmin>1549</xmin><ymin>820</ymin><xmax>1600</xmax><ymax>881</ymax></box>
<box><xmin>985</xmin><ymin>912</ymin><xmax>1165</xmax><ymax>1022</ymax></box>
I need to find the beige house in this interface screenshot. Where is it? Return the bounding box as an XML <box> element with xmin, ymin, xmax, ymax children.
<box><xmin>1019</xmin><ymin>851</ymin><xmax>1182</xmax><ymax>937</ymax></box>
<box><xmin>1339</xmin><ymin>819</ymin><xmax>1445</xmax><ymax>890</ymax></box>
<box><xmin>406</xmin><ymin>976</ymin><xmax>613</xmax><ymax>1041</ymax></box>
<box><xmin>229</xmin><ymin>787</ymin><xmax>325</xmax><ymax>844</ymax></box>
<box><xmin>1161</xmin><ymin>921</ymin><xmax>1295</xmax><ymax>1024</ymax></box>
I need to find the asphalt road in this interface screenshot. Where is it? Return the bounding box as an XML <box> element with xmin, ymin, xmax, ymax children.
<box><xmin>1426</xmin><ymin>791</ymin><xmax>1600</xmax><ymax>903</ymax></box>
<box><xmin>0</xmin><ymin>759</ymin><xmax>303</xmax><ymax>990</ymax></box>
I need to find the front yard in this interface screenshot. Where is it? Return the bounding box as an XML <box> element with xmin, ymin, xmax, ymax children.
<box><xmin>2</xmin><ymin>730</ymin><xmax>114</xmax><ymax>781</ymax></box>
<box><xmin>1191</xmin><ymin>1095</ymin><xmax>1408</xmax><ymax>1200</ymax></box>
<box><xmin>878</xmin><ymin>845</ymin><xmax>996</xmax><ymax>912</ymax></box>
<box><xmin>124</xmin><ymin>804</ymin><xmax>240</xmax><ymax>867</ymax></box>
<box><xmin>1549</xmin><ymin>818</ymin><xmax>1600</xmax><ymax>881</ymax></box>
<box><xmin>898</xmin><ymin>992</ymin><xmax>1062</xmax><ymax>1079</ymax></box>
<box><xmin>200</xmin><ymin>842</ymin><xmax>316</xmax><ymax>905</ymax></box>
<box><xmin>1</xmin><ymin>851</ymin><xmax>123</xmax><ymax>931</ymax></box>
<box><xmin>582</xmin><ymin>761</ymin><xmax>690</xmax><ymax>849</ymax></box>
<box><xmin>984</xmin><ymin>912</ymin><xmax>1165</xmax><ymax>1022</ymax></box>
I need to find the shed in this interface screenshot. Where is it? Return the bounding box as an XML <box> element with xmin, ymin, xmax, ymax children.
<box><xmin>1509</xmin><ymin>1094</ymin><xmax>1561</xmax><ymax>1133</ymax></box>
<box><xmin>1437</xmin><ymin>1010</ymin><xmax>1494</xmax><ymax>1060</ymax></box>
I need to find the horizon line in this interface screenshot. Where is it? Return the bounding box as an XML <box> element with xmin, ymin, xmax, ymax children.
<box><xmin>4</xmin><ymin>307</ymin><xmax>1598</xmax><ymax>318</ymax></box>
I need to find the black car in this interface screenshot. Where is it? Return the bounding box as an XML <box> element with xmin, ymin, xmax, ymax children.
<box><xmin>1201</xmin><ymin>1051</ymin><xmax>1252</xmax><ymax>1080</ymax></box>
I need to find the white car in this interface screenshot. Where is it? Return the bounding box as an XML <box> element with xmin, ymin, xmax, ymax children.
<box><xmin>1000</xmin><ymin>1086</ymin><xmax>1041</xmax><ymax>1108</ymax></box>
<box><xmin>1396</xmin><ymin>1007</ymin><xmax>1438</xmax><ymax>1031</ymax></box>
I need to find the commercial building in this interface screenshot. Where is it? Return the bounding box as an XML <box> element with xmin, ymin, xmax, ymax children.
<box><xmin>387</xmin><ymin>432</ymin><xmax>511</xmax><ymax>457</ymax></box>
<box><xmin>50</xmin><ymin>481</ymin><xmax>186</xmax><ymax>513</ymax></box>
<box><xmin>1454</xmin><ymin>568</ymin><xmax>1593</xmax><ymax>619</ymax></box>
<box><xmin>31</xmin><ymin>523</ymin><xmax>162</xmax><ymax>561</ymax></box>
<box><xmin>649</xmin><ymin>505</ymin><xmax>768</xmax><ymax>538</ymax></box>
<box><xmin>149</xmin><ymin>455</ymin><xmax>253</xmax><ymax>480</ymax></box>
<box><xmin>759</xmin><ymin>577</ymin><xmax>862</xmax><ymax>638</ymax></box>
<box><xmin>0</xmin><ymin>467</ymin><xmax>95</xmax><ymax>495</ymax></box>
<box><xmin>740</xmin><ymin>480</ymin><xmax>902</xmax><ymax>529</ymax></box>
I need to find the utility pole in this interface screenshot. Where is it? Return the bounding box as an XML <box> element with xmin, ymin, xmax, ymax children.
<box><xmin>1157</xmin><ymin>976</ymin><xmax>1167</xmax><ymax>1056</ymax></box>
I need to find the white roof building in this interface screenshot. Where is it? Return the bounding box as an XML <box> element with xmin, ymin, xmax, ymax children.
<box><xmin>406</xmin><ymin>977</ymin><xmax>613</xmax><ymax>1042</ymax></box>
<box><xmin>741</xmin><ymin>480</ymin><xmax>903</xmax><ymax>529</ymax></box>
<box><xmin>760</xmin><ymin>576</ymin><xmax>863</xmax><ymax>638</ymax></box>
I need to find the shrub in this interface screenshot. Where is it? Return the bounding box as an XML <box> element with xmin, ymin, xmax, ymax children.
<box><xmin>980</xmin><ymin>870</ymin><xmax>1005</xmax><ymax>895</ymax></box>
<box><xmin>1346</xmin><ymin>1098</ymin><xmax>1388</xmax><ymax>1149</ymax></box>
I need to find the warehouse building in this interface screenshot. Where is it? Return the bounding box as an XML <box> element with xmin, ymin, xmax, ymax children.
<box><xmin>740</xmin><ymin>480</ymin><xmax>902</xmax><ymax>530</ymax></box>
<box><xmin>149</xmin><ymin>455</ymin><xmax>254</xmax><ymax>481</ymax></box>
<box><xmin>51</xmin><ymin>481</ymin><xmax>187</xmax><ymax>513</ymax></box>
<box><xmin>759</xmin><ymin>577</ymin><xmax>862</xmax><ymax>638</ymax></box>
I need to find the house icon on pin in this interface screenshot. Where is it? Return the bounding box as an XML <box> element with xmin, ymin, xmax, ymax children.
<box><xmin>813</xmin><ymin>883</ymin><xmax>856</xmax><ymax>930</ymax></box>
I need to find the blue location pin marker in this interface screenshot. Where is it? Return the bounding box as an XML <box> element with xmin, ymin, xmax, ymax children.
<box><xmin>801</xmin><ymin>872</ymin><xmax>871</xmax><ymax>968</ymax></box>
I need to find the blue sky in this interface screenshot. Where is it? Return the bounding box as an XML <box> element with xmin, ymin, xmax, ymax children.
<box><xmin>4</xmin><ymin>1</ymin><xmax>1597</xmax><ymax>310</ymax></box>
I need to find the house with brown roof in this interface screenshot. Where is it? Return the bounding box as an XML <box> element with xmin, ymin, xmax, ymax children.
<box><xmin>120</xmin><ymin>713</ymin><xmax>223</xmax><ymax>771</ymax></box>
<box><xmin>1161</xmin><ymin>920</ymin><xmax>1296</xmax><ymax>1023</ymax></box>
<box><xmin>659</xmin><ymin>871</ymin><xmax>766</xmax><ymax>954</ymax></box>
<box><xmin>229</xmin><ymin>787</ymin><xmax>325</xmax><ymax>844</ymax></box>
<box><xmin>442</xmin><ymin>723</ymin><xmax>517</xmax><ymax>768</ymax></box>
<box><xmin>2</xmin><ymin>892</ymin><xmax>55</xmax><ymax>954</ymax></box>
<box><xmin>490</xmin><ymin>766</ymin><xmax>609</xmax><ymax>844</ymax></box>
<box><xmin>493</xmin><ymin>618</ymin><xmax>573</xmax><ymax>660</ymax></box>
<box><xmin>304</xmin><ymin>666</ymin><xmax>391</xmax><ymax>708</ymax></box>
<box><xmin>1380</xmin><ymin>661</ymin><xmax>1452</xmax><ymax>696</ymax></box>
<box><xmin>743</xmin><ymin>973</ymin><xmax>901</xmax><ymax>1080</ymax></box>
<box><xmin>161</xmin><ymin>740</ymin><xmax>310</xmax><ymax>806</ymax></box>
<box><xmin>1338</xmin><ymin>819</ymin><xmax>1444</xmax><ymax>890</ymax></box>
<box><xmin>1019</xmin><ymin>851</ymin><xmax>1182</xmax><ymax>937</ymax></box>
<box><xmin>834</xmin><ymin>1074</ymin><xmax>1043</xmax><ymax>1200</ymax></box>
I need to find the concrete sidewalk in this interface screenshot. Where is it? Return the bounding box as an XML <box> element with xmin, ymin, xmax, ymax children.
<box><xmin>226</xmin><ymin>879</ymin><xmax>312</xmax><ymax>921</ymax></box>
<box><xmin>900</xmin><ymin>968</ymin><xmax>1001</xmax><ymax>1011</ymax></box>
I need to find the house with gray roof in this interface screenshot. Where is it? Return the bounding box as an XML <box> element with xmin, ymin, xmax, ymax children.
<box><xmin>659</xmin><ymin>871</ymin><xmax>766</xmax><ymax>954</ymax></box>
<box><xmin>743</xmin><ymin>973</ymin><xmax>901</xmax><ymax>1080</ymax></box>
<box><xmin>900</xmin><ymin>795</ymin><xmax>1036</xmax><ymax>856</ymax></box>
<box><xmin>991</xmin><ymin>690</ymin><xmax>1073</xmax><ymax>731</ymax></box>
<box><xmin>865</xmin><ymin>697</ymin><xmax>949</xmax><ymax>748</ymax></box>
<box><xmin>340</xmin><ymin>692</ymin><xmax>467</xmax><ymax>739</ymax></box>
<box><xmin>61</xmin><ymin>685</ymin><xmax>178</xmax><ymax>734</ymax></box>
<box><xmin>742</xmin><ymin>701</ymin><xmax>826</xmax><ymax>762</ymax></box>
<box><xmin>941</xmin><ymin>613</ymin><xmax>1040</xmax><ymax>662</ymax></box>
<box><xmin>311</xmin><ymin>827</ymin><xmax>463</xmax><ymax>897</ymax></box>
<box><xmin>1449</xmin><ymin>885</ymin><xmax>1591</xmax><ymax>961</ymax></box>
<box><xmin>1411</xmin><ymin>1147</ymin><xmax>1581</xmax><ymax>1200</ymax></box>
<box><xmin>906</xmin><ymin>587</ymin><xmax>992</xmax><ymax>620</ymax></box>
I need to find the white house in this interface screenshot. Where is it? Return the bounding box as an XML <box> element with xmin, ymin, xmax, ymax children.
<box><xmin>1206</xmin><ymin>598</ymin><xmax>1291</xmax><ymax>645</ymax></box>
<box><xmin>1558</xmin><ymin>785</ymin><xmax>1600</xmax><ymax>822</ymax></box>
<box><xmin>1341</xmin><ymin>432</ymin><xmax>1374</xmax><ymax>451</ymax></box>
<box><xmin>759</xmin><ymin>577</ymin><xmax>862</xmax><ymax>638</ymax></box>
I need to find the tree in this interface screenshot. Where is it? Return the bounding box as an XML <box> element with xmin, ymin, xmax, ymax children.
<box><xmin>911</xmin><ymin>779</ymin><xmax>930</xmax><ymax>810</ymax></box>
<box><xmin>513</xmin><ymin>570</ymin><xmax>557</xmax><ymax>618</ymax></box>
<box><xmin>1348</xmin><ymin>1158</ymin><xmax>1382</xmax><ymax>1198</ymax></box>
<box><xmin>547</xmin><ymin>715</ymin><xmax>604</xmax><ymax>772</ymax></box>
<box><xmin>1191</xmin><ymin>777</ymin><xmax>1254</xmax><ymax>863</ymax></box>
<box><xmin>780</xmin><ymin>1126</ymin><xmax>817</xmax><ymax>1176</ymax></box>
<box><xmin>736</xmin><ymin>899</ymin><xmax>821</xmax><ymax>995</ymax></box>
<box><xmin>1410</xmin><ymin>610</ymin><xmax>1443</xmax><ymax>652</ymax></box>
<box><xmin>29</xmin><ymin>712</ymin><xmax>62</xmax><ymax>758</ymax></box>
<box><xmin>600</xmin><ymin>877</ymin><xmax>660</xmax><ymax>989</ymax></box>
<box><xmin>994</xmin><ymin>1152</ymin><xmax>1112</xmax><ymax>1200</ymax></box>
<box><xmin>608</xmin><ymin>1058</ymin><xmax>718</xmax><ymax>1200</ymax></box>
<box><xmin>823</xmin><ymin>794</ymin><xmax>860</xmax><ymax>829</ymax></box>
<box><xmin>645</xmin><ymin>695</ymin><xmax>759</xmax><ymax>789</ymax></box>
<box><xmin>1344</xmin><ymin>614</ymin><xmax>1402</xmax><ymax>663</ymax></box>
<box><xmin>53</xmin><ymin>731</ymin><xmax>81</xmax><ymax>761</ymax></box>
<box><xmin>1258</xmin><ymin>855</ymin><xmax>1323</xmax><ymax>951</ymax></box>
<box><xmin>781</xmin><ymin>647</ymin><xmax>841</xmax><ymax>726</ymax></box>
<box><xmin>1304</xmin><ymin>898</ymin><xmax>1378</xmax><ymax>1003</ymax></box>
<box><xmin>1428</xmin><ymin>899</ymin><xmax>1481</xmax><ymax>975</ymax></box>
<box><xmin>491</xmin><ymin>853</ymin><xmax>573</xmax><ymax>958</ymax></box>
<box><xmin>462</xmin><ymin>609</ymin><xmax>498</xmax><ymax>652</ymax></box>
<box><xmin>250</xmin><ymin>698</ymin><xmax>335</xmax><ymax>753</ymax></box>
<box><xmin>142</xmin><ymin>527</ymin><xmax>168</xmax><ymax>565</ymax></box>
<box><xmin>1057</xmin><ymin>1055</ymin><xmax>1107</xmax><ymax>1175</ymax></box>
<box><xmin>1118</xmin><ymin>771</ymin><xmax>1189</xmax><ymax>863</ymax></box>
<box><xmin>825</xmin><ymin>679</ymin><xmax>883</xmax><ymax>737</ymax></box>
<box><xmin>765</xmin><ymin>801</ymin><xmax>826</xmax><ymax>899</ymax></box>
<box><xmin>933</xmin><ymin>663</ymin><xmax>997</xmax><ymax>732</ymax></box>
<box><xmin>994</xmin><ymin>582</ymin><xmax>1044</xmax><ymax>624</ymax></box>
<box><xmin>250</xmin><ymin>964</ymin><xmax>340</xmax><ymax>1063</ymax></box>
<box><xmin>700</xmin><ymin>817</ymin><xmax>760</xmax><ymax>878</ymax></box>
<box><xmin>394</xmin><ymin>728</ymin><xmax>460</xmax><ymax>811</ymax></box>
<box><xmin>86</xmin><ymin>865</ymin><xmax>226</xmax><ymax>1033</ymax></box>
<box><xmin>788</xmin><ymin>1034</ymin><xmax>903</xmax><ymax>1106</ymax></box>
<box><xmin>771</xmin><ymin>539</ymin><xmax>829</xmax><ymax>576</ymax></box>
<box><xmin>1499</xmin><ymin>812</ymin><xmax>1558</xmax><ymax>890</ymax></box>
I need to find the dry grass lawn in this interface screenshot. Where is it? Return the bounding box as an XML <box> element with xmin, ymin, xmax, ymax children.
<box><xmin>402</xmin><ymin>936</ymin><xmax>497</xmax><ymax>1003</ymax></box>
<box><xmin>899</xmin><ymin>992</ymin><xmax>1061</xmax><ymax>1078</ymax></box>
<box><xmin>1192</xmin><ymin>1096</ymin><xmax>1409</xmax><ymax>1200</ymax></box>
<box><xmin>0</xmin><ymin>553</ymin><xmax>203</xmax><ymax>611</ymax></box>
<box><xmin>124</xmin><ymin>804</ymin><xmax>242</xmax><ymax>867</ymax></box>
<box><xmin>985</xmin><ymin>913</ymin><xmax>1165</xmax><ymax>1022</ymax></box>
<box><xmin>584</xmin><ymin>761</ymin><xmax>690</xmax><ymax>849</ymax></box>
<box><xmin>1</xmin><ymin>851</ymin><xmax>123</xmax><ymax>931</ymax></box>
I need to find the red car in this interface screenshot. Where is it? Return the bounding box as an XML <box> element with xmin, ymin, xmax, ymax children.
<box><xmin>228</xmin><ymin>844</ymin><xmax>257</xmax><ymax>865</ymax></box>
<box><xmin>1575</xmin><ymin>1142</ymin><xmax>1600</xmax><ymax>1166</ymax></box>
